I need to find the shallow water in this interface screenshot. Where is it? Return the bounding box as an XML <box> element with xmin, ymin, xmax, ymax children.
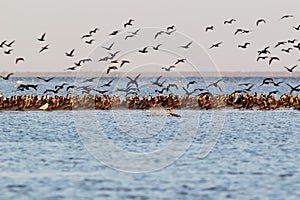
<box><xmin>0</xmin><ymin>109</ymin><xmax>299</xmax><ymax>199</ymax></box>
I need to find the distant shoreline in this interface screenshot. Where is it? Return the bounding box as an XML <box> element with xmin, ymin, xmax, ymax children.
<box><xmin>2</xmin><ymin>71</ymin><xmax>300</xmax><ymax>78</ymax></box>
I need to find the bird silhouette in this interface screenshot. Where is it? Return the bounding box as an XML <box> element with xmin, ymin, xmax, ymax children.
<box><xmin>166</xmin><ymin>84</ymin><xmax>178</xmax><ymax>91</ymax></box>
<box><xmin>288</xmin><ymin>39</ymin><xmax>298</xmax><ymax>43</ymax></box>
<box><xmin>138</xmin><ymin>47</ymin><xmax>149</xmax><ymax>54</ymax></box>
<box><xmin>120</xmin><ymin>60</ymin><xmax>130</xmax><ymax>68</ymax></box>
<box><xmin>85</xmin><ymin>39</ymin><xmax>95</xmax><ymax>44</ymax></box>
<box><xmin>125</xmin><ymin>34</ymin><xmax>135</xmax><ymax>40</ymax></box>
<box><xmin>180</xmin><ymin>41</ymin><xmax>192</xmax><ymax>49</ymax></box>
<box><xmin>167</xmin><ymin>25</ymin><xmax>175</xmax><ymax>32</ymax></box>
<box><xmin>293</xmin><ymin>25</ymin><xmax>300</xmax><ymax>31</ymax></box>
<box><xmin>37</xmin><ymin>33</ymin><xmax>46</xmax><ymax>42</ymax></box>
<box><xmin>74</xmin><ymin>58</ymin><xmax>92</xmax><ymax>66</ymax></box>
<box><xmin>5</xmin><ymin>40</ymin><xmax>15</xmax><ymax>48</ymax></box>
<box><xmin>39</xmin><ymin>44</ymin><xmax>49</xmax><ymax>53</ymax></box>
<box><xmin>93</xmin><ymin>89</ymin><xmax>109</xmax><ymax>94</ymax></box>
<box><xmin>89</xmin><ymin>28</ymin><xmax>99</xmax><ymax>35</ymax></box>
<box><xmin>152</xmin><ymin>76</ymin><xmax>166</xmax><ymax>87</ymax></box>
<box><xmin>4</xmin><ymin>49</ymin><xmax>13</xmax><ymax>55</ymax></box>
<box><xmin>109</xmin><ymin>30</ymin><xmax>121</xmax><ymax>36</ymax></box>
<box><xmin>286</xmin><ymin>83</ymin><xmax>300</xmax><ymax>94</ymax></box>
<box><xmin>17</xmin><ymin>84</ymin><xmax>38</xmax><ymax>91</ymax></box>
<box><xmin>15</xmin><ymin>57</ymin><xmax>25</xmax><ymax>64</ymax></box>
<box><xmin>106</xmin><ymin>66</ymin><xmax>118</xmax><ymax>74</ymax></box>
<box><xmin>281</xmin><ymin>15</ymin><xmax>294</xmax><ymax>20</ymax></box>
<box><xmin>108</xmin><ymin>51</ymin><xmax>120</xmax><ymax>60</ymax></box>
<box><xmin>155</xmin><ymin>88</ymin><xmax>167</xmax><ymax>94</ymax></box>
<box><xmin>162</xmin><ymin>65</ymin><xmax>175</xmax><ymax>71</ymax></box>
<box><xmin>102</xmin><ymin>42</ymin><xmax>114</xmax><ymax>51</ymax></box>
<box><xmin>82</xmin><ymin>77</ymin><xmax>97</xmax><ymax>83</ymax></box>
<box><xmin>238</xmin><ymin>42</ymin><xmax>250</xmax><ymax>49</ymax></box>
<box><xmin>154</xmin><ymin>31</ymin><xmax>166</xmax><ymax>39</ymax></box>
<box><xmin>64</xmin><ymin>66</ymin><xmax>77</xmax><ymax>71</ymax></box>
<box><xmin>235</xmin><ymin>29</ymin><xmax>251</xmax><ymax>35</ymax></box>
<box><xmin>259</xmin><ymin>78</ymin><xmax>274</xmax><ymax>86</ymax></box>
<box><xmin>0</xmin><ymin>40</ymin><xmax>7</xmax><ymax>48</ymax></box>
<box><xmin>243</xmin><ymin>84</ymin><xmax>255</xmax><ymax>92</ymax></box>
<box><xmin>152</xmin><ymin>44</ymin><xmax>162</xmax><ymax>51</ymax></box>
<box><xmin>101</xmin><ymin>80</ymin><xmax>114</xmax><ymax>87</ymax></box>
<box><xmin>128</xmin><ymin>28</ymin><xmax>141</xmax><ymax>35</ymax></box>
<box><xmin>174</xmin><ymin>58</ymin><xmax>186</xmax><ymax>65</ymax></box>
<box><xmin>269</xmin><ymin>57</ymin><xmax>280</xmax><ymax>65</ymax></box>
<box><xmin>205</xmin><ymin>26</ymin><xmax>214</xmax><ymax>32</ymax></box>
<box><xmin>124</xmin><ymin>19</ymin><xmax>134</xmax><ymax>28</ymax></box>
<box><xmin>207</xmin><ymin>79</ymin><xmax>223</xmax><ymax>92</ymax></box>
<box><xmin>187</xmin><ymin>81</ymin><xmax>197</xmax><ymax>88</ymax></box>
<box><xmin>284</xmin><ymin>65</ymin><xmax>298</xmax><ymax>72</ymax></box>
<box><xmin>37</xmin><ymin>77</ymin><xmax>55</xmax><ymax>82</ymax></box>
<box><xmin>282</xmin><ymin>48</ymin><xmax>293</xmax><ymax>53</ymax></box>
<box><xmin>224</xmin><ymin>19</ymin><xmax>236</xmax><ymax>24</ymax></box>
<box><xmin>257</xmin><ymin>56</ymin><xmax>268</xmax><ymax>61</ymax></box>
<box><xmin>43</xmin><ymin>88</ymin><xmax>61</xmax><ymax>94</ymax></box>
<box><xmin>0</xmin><ymin>73</ymin><xmax>14</xmax><ymax>80</ymax></box>
<box><xmin>55</xmin><ymin>83</ymin><xmax>68</xmax><ymax>90</ymax></box>
<box><xmin>272</xmin><ymin>81</ymin><xmax>283</xmax><ymax>87</ymax></box>
<box><xmin>81</xmin><ymin>34</ymin><xmax>92</xmax><ymax>39</ymax></box>
<box><xmin>209</xmin><ymin>42</ymin><xmax>222</xmax><ymax>49</ymax></box>
<box><xmin>256</xmin><ymin>19</ymin><xmax>266</xmax><ymax>26</ymax></box>
<box><xmin>126</xmin><ymin>74</ymin><xmax>141</xmax><ymax>88</ymax></box>
<box><xmin>293</xmin><ymin>43</ymin><xmax>300</xmax><ymax>50</ymax></box>
<box><xmin>274</xmin><ymin>41</ymin><xmax>287</xmax><ymax>48</ymax></box>
<box><xmin>65</xmin><ymin>49</ymin><xmax>75</xmax><ymax>57</ymax></box>
<box><xmin>258</xmin><ymin>46</ymin><xmax>271</xmax><ymax>55</ymax></box>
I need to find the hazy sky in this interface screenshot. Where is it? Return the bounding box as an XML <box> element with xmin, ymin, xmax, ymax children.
<box><xmin>1</xmin><ymin>0</ymin><xmax>300</xmax><ymax>73</ymax></box>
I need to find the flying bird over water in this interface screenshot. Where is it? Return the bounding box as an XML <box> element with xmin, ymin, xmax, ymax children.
<box><xmin>224</xmin><ymin>19</ymin><xmax>236</xmax><ymax>24</ymax></box>
<box><xmin>162</xmin><ymin>65</ymin><xmax>175</xmax><ymax>71</ymax></box>
<box><xmin>17</xmin><ymin>84</ymin><xmax>38</xmax><ymax>91</ymax></box>
<box><xmin>286</xmin><ymin>83</ymin><xmax>300</xmax><ymax>94</ymax></box>
<box><xmin>37</xmin><ymin>33</ymin><xmax>46</xmax><ymax>42</ymax></box>
<box><xmin>209</xmin><ymin>42</ymin><xmax>222</xmax><ymax>49</ymax></box>
<box><xmin>106</xmin><ymin>66</ymin><xmax>118</xmax><ymax>74</ymax></box>
<box><xmin>256</xmin><ymin>19</ymin><xmax>266</xmax><ymax>26</ymax></box>
<box><xmin>126</xmin><ymin>74</ymin><xmax>141</xmax><ymax>88</ymax></box>
<box><xmin>259</xmin><ymin>78</ymin><xmax>274</xmax><ymax>86</ymax></box>
<box><xmin>187</xmin><ymin>81</ymin><xmax>197</xmax><ymax>88</ymax></box>
<box><xmin>15</xmin><ymin>57</ymin><xmax>25</xmax><ymax>64</ymax></box>
<box><xmin>152</xmin><ymin>76</ymin><xmax>166</xmax><ymax>87</ymax></box>
<box><xmin>269</xmin><ymin>57</ymin><xmax>280</xmax><ymax>65</ymax></box>
<box><xmin>101</xmin><ymin>80</ymin><xmax>114</xmax><ymax>87</ymax></box>
<box><xmin>39</xmin><ymin>44</ymin><xmax>49</xmax><ymax>53</ymax></box>
<box><xmin>64</xmin><ymin>66</ymin><xmax>78</xmax><ymax>71</ymax></box>
<box><xmin>0</xmin><ymin>73</ymin><xmax>13</xmax><ymax>80</ymax></box>
<box><xmin>124</xmin><ymin>19</ymin><xmax>134</xmax><ymax>28</ymax></box>
<box><xmin>284</xmin><ymin>65</ymin><xmax>298</xmax><ymax>72</ymax></box>
<box><xmin>74</xmin><ymin>58</ymin><xmax>92</xmax><ymax>66</ymax></box>
<box><xmin>37</xmin><ymin>77</ymin><xmax>55</xmax><ymax>82</ymax></box>
<box><xmin>207</xmin><ymin>79</ymin><xmax>223</xmax><ymax>92</ymax></box>
<box><xmin>82</xmin><ymin>77</ymin><xmax>97</xmax><ymax>83</ymax></box>
<box><xmin>180</xmin><ymin>41</ymin><xmax>193</xmax><ymax>49</ymax></box>
<box><xmin>65</xmin><ymin>49</ymin><xmax>75</xmax><ymax>57</ymax></box>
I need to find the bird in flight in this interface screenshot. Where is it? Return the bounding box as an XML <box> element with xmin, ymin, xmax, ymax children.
<box><xmin>101</xmin><ymin>80</ymin><xmax>114</xmax><ymax>87</ymax></box>
<box><xmin>234</xmin><ymin>29</ymin><xmax>251</xmax><ymax>35</ymax></box>
<box><xmin>180</xmin><ymin>41</ymin><xmax>192</xmax><ymax>49</ymax></box>
<box><xmin>124</xmin><ymin>19</ymin><xmax>134</xmax><ymax>28</ymax></box>
<box><xmin>138</xmin><ymin>47</ymin><xmax>149</xmax><ymax>54</ymax></box>
<box><xmin>89</xmin><ymin>28</ymin><xmax>99</xmax><ymax>35</ymax></box>
<box><xmin>37</xmin><ymin>77</ymin><xmax>55</xmax><ymax>82</ymax></box>
<box><xmin>65</xmin><ymin>49</ymin><xmax>75</xmax><ymax>57</ymax></box>
<box><xmin>126</xmin><ymin>74</ymin><xmax>141</xmax><ymax>88</ymax></box>
<box><xmin>274</xmin><ymin>41</ymin><xmax>287</xmax><ymax>48</ymax></box>
<box><xmin>167</xmin><ymin>25</ymin><xmax>176</xmax><ymax>32</ymax></box>
<box><xmin>0</xmin><ymin>73</ymin><xmax>14</xmax><ymax>80</ymax></box>
<box><xmin>288</xmin><ymin>39</ymin><xmax>298</xmax><ymax>44</ymax></box>
<box><xmin>224</xmin><ymin>19</ymin><xmax>236</xmax><ymax>25</ymax></box>
<box><xmin>174</xmin><ymin>58</ymin><xmax>186</xmax><ymax>65</ymax></box>
<box><xmin>152</xmin><ymin>44</ymin><xmax>162</xmax><ymax>51</ymax></box>
<box><xmin>5</xmin><ymin>40</ymin><xmax>15</xmax><ymax>48</ymax></box>
<box><xmin>281</xmin><ymin>15</ymin><xmax>294</xmax><ymax>20</ymax></box>
<box><xmin>187</xmin><ymin>81</ymin><xmax>197</xmax><ymax>88</ymax></box>
<box><xmin>109</xmin><ymin>30</ymin><xmax>121</xmax><ymax>36</ymax></box>
<box><xmin>81</xmin><ymin>33</ymin><xmax>92</xmax><ymax>39</ymax></box>
<box><xmin>293</xmin><ymin>25</ymin><xmax>300</xmax><ymax>31</ymax></box>
<box><xmin>284</xmin><ymin>65</ymin><xmax>298</xmax><ymax>72</ymax></box>
<box><xmin>259</xmin><ymin>78</ymin><xmax>274</xmax><ymax>86</ymax></box>
<box><xmin>74</xmin><ymin>58</ymin><xmax>92</xmax><ymax>66</ymax></box>
<box><xmin>85</xmin><ymin>39</ymin><xmax>95</xmax><ymax>45</ymax></box>
<box><xmin>257</xmin><ymin>56</ymin><xmax>268</xmax><ymax>62</ymax></box>
<box><xmin>102</xmin><ymin>42</ymin><xmax>114</xmax><ymax>51</ymax></box>
<box><xmin>125</xmin><ymin>34</ymin><xmax>135</xmax><ymax>40</ymax></box>
<box><xmin>256</xmin><ymin>19</ymin><xmax>266</xmax><ymax>26</ymax></box>
<box><xmin>286</xmin><ymin>83</ymin><xmax>300</xmax><ymax>94</ymax></box>
<box><xmin>37</xmin><ymin>33</ymin><xmax>46</xmax><ymax>42</ymax></box>
<box><xmin>207</xmin><ymin>79</ymin><xmax>223</xmax><ymax>92</ymax></box>
<box><xmin>128</xmin><ymin>28</ymin><xmax>141</xmax><ymax>36</ymax></box>
<box><xmin>162</xmin><ymin>65</ymin><xmax>175</xmax><ymax>72</ymax></box>
<box><xmin>106</xmin><ymin>66</ymin><xmax>118</xmax><ymax>74</ymax></box>
<box><xmin>0</xmin><ymin>40</ymin><xmax>7</xmax><ymax>48</ymax></box>
<box><xmin>64</xmin><ymin>66</ymin><xmax>78</xmax><ymax>71</ymax></box>
<box><xmin>238</xmin><ymin>42</ymin><xmax>250</xmax><ymax>49</ymax></box>
<box><xmin>281</xmin><ymin>48</ymin><xmax>293</xmax><ymax>53</ymax></box>
<box><xmin>209</xmin><ymin>42</ymin><xmax>222</xmax><ymax>49</ymax></box>
<box><xmin>152</xmin><ymin>76</ymin><xmax>166</xmax><ymax>87</ymax></box>
<box><xmin>4</xmin><ymin>49</ymin><xmax>13</xmax><ymax>55</ymax></box>
<box><xmin>120</xmin><ymin>60</ymin><xmax>130</xmax><ymax>68</ymax></box>
<box><xmin>269</xmin><ymin>57</ymin><xmax>280</xmax><ymax>65</ymax></box>
<box><xmin>258</xmin><ymin>46</ymin><xmax>271</xmax><ymax>55</ymax></box>
<box><xmin>39</xmin><ymin>44</ymin><xmax>49</xmax><ymax>53</ymax></box>
<box><xmin>15</xmin><ymin>57</ymin><xmax>25</xmax><ymax>64</ymax></box>
<box><xmin>205</xmin><ymin>26</ymin><xmax>214</xmax><ymax>32</ymax></box>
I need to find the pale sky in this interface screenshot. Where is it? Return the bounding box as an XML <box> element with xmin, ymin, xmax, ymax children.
<box><xmin>0</xmin><ymin>0</ymin><xmax>300</xmax><ymax>73</ymax></box>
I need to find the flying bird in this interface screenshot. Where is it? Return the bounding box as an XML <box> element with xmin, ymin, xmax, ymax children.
<box><xmin>257</xmin><ymin>56</ymin><xmax>268</xmax><ymax>61</ymax></box>
<box><xmin>207</xmin><ymin>79</ymin><xmax>223</xmax><ymax>92</ymax></box>
<box><xmin>89</xmin><ymin>28</ymin><xmax>100</xmax><ymax>35</ymax></box>
<box><xmin>101</xmin><ymin>80</ymin><xmax>114</xmax><ymax>87</ymax></box>
<box><xmin>259</xmin><ymin>78</ymin><xmax>274</xmax><ymax>86</ymax></box>
<box><xmin>274</xmin><ymin>41</ymin><xmax>287</xmax><ymax>48</ymax></box>
<box><xmin>162</xmin><ymin>65</ymin><xmax>175</xmax><ymax>71</ymax></box>
<box><xmin>286</xmin><ymin>83</ymin><xmax>300</xmax><ymax>94</ymax></box>
<box><xmin>5</xmin><ymin>40</ymin><xmax>15</xmax><ymax>48</ymax></box>
<box><xmin>281</xmin><ymin>15</ymin><xmax>294</xmax><ymax>20</ymax></box>
<box><xmin>120</xmin><ymin>60</ymin><xmax>130</xmax><ymax>68</ymax></box>
<box><xmin>284</xmin><ymin>65</ymin><xmax>298</xmax><ymax>72</ymax></box>
<box><xmin>101</xmin><ymin>42</ymin><xmax>114</xmax><ymax>51</ymax></box>
<box><xmin>205</xmin><ymin>26</ymin><xmax>214</xmax><ymax>32</ymax></box>
<box><xmin>124</xmin><ymin>19</ymin><xmax>134</xmax><ymax>28</ymax></box>
<box><xmin>128</xmin><ymin>28</ymin><xmax>141</xmax><ymax>35</ymax></box>
<box><xmin>288</xmin><ymin>39</ymin><xmax>298</xmax><ymax>44</ymax></box>
<box><xmin>281</xmin><ymin>48</ymin><xmax>293</xmax><ymax>53</ymax></box>
<box><xmin>269</xmin><ymin>57</ymin><xmax>280</xmax><ymax>65</ymax></box>
<box><xmin>209</xmin><ymin>42</ymin><xmax>222</xmax><ymax>49</ymax></box>
<box><xmin>293</xmin><ymin>25</ymin><xmax>300</xmax><ymax>31</ymax></box>
<box><xmin>180</xmin><ymin>41</ymin><xmax>193</xmax><ymax>49</ymax></box>
<box><xmin>85</xmin><ymin>39</ymin><xmax>95</xmax><ymax>45</ymax></box>
<box><xmin>64</xmin><ymin>66</ymin><xmax>78</xmax><ymax>71</ymax></box>
<box><xmin>152</xmin><ymin>44</ymin><xmax>163</xmax><ymax>51</ymax></box>
<box><xmin>0</xmin><ymin>73</ymin><xmax>14</xmax><ymax>80</ymax></box>
<box><xmin>15</xmin><ymin>57</ymin><xmax>25</xmax><ymax>64</ymax></box>
<box><xmin>126</xmin><ymin>74</ymin><xmax>141</xmax><ymax>88</ymax></box>
<box><xmin>167</xmin><ymin>25</ymin><xmax>176</xmax><ymax>32</ymax></box>
<box><xmin>238</xmin><ymin>42</ymin><xmax>250</xmax><ymax>49</ymax></box>
<box><xmin>81</xmin><ymin>34</ymin><xmax>92</xmax><ymax>39</ymax></box>
<box><xmin>37</xmin><ymin>33</ymin><xmax>46</xmax><ymax>42</ymax></box>
<box><xmin>224</xmin><ymin>19</ymin><xmax>236</xmax><ymax>24</ymax></box>
<box><xmin>256</xmin><ymin>19</ymin><xmax>266</xmax><ymax>26</ymax></box>
<box><xmin>37</xmin><ymin>77</ymin><xmax>55</xmax><ymax>82</ymax></box>
<box><xmin>4</xmin><ymin>49</ymin><xmax>13</xmax><ymax>55</ymax></box>
<box><xmin>0</xmin><ymin>40</ymin><xmax>7</xmax><ymax>48</ymax></box>
<box><xmin>65</xmin><ymin>49</ymin><xmax>75</xmax><ymax>57</ymax></box>
<box><xmin>109</xmin><ymin>30</ymin><xmax>121</xmax><ymax>36</ymax></box>
<box><xmin>39</xmin><ymin>44</ymin><xmax>49</xmax><ymax>53</ymax></box>
<box><xmin>106</xmin><ymin>66</ymin><xmax>118</xmax><ymax>74</ymax></box>
<box><xmin>125</xmin><ymin>34</ymin><xmax>135</xmax><ymax>40</ymax></box>
<box><xmin>187</xmin><ymin>81</ymin><xmax>197</xmax><ymax>88</ymax></box>
<box><xmin>138</xmin><ymin>47</ymin><xmax>149</xmax><ymax>54</ymax></box>
<box><xmin>174</xmin><ymin>58</ymin><xmax>186</xmax><ymax>65</ymax></box>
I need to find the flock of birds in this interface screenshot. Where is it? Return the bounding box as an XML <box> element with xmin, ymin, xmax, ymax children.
<box><xmin>1</xmin><ymin>16</ymin><xmax>300</xmax><ymax>112</ymax></box>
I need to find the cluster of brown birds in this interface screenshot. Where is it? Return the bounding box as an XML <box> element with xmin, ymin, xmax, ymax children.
<box><xmin>1</xmin><ymin>93</ymin><xmax>300</xmax><ymax>113</ymax></box>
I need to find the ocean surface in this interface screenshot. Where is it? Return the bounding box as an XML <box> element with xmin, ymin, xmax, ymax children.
<box><xmin>0</xmin><ymin>77</ymin><xmax>300</xmax><ymax>199</ymax></box>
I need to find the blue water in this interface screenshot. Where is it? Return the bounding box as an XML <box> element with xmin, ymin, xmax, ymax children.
<box><xmin>0</xmin><ymin>77</ymin><xmax>300</xmax><ymax>199</ymax></box>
